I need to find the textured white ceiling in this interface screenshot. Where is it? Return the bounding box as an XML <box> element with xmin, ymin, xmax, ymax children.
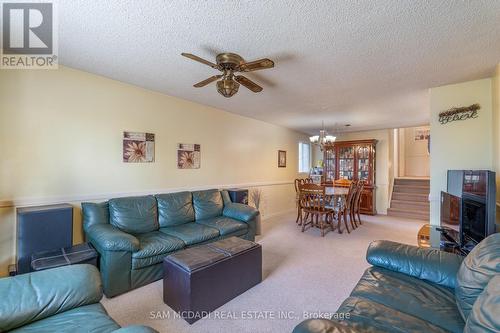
<box><xmin>58</xmin><ymin>0</ymin><xmax>500</xmax><ymax>134</ymax></box>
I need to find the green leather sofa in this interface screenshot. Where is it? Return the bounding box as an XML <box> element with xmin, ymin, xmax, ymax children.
<box><xmin>82</xmin><ymin>189</ymin><xmax>259</xmax><ymax>297</ymax></box>
<box><xmin>293</xmin><ymin>233</ymin><xmax>500</xmax><ymax>333</ymax></box>
<box><xmin>0</xmin><ymin>264</ymin><xmax>157</xmax><ymax>333</ymax></box>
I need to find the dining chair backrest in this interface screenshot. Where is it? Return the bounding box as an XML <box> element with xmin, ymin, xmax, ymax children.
<box><xmin>345</xmin><ymin>180</ymin><xmax>358</xmax><ymax>210</ymax></box>
<box><xmin>298</xmin><ymin>183</ymin><xmax>326</xmax><ymax>212</ymax></box>
<box><xmin>294</xmin><ymin>179</ymin><xmax>301</xmax><ymax>193</ymax></box>
<box><xmin>304</xmin><ymin>178</ymin><xmax>314</xmax><ymax>184</ymax></box>
<box><xmin>295</xmin><ymin>178</ymin><xmax>314</xmax><ymax>193</ymax></box>
<box><xmin>334</xmin><ymin>179</ymin><xmax>351</xmax><ymax>187</ymax></box>
<box><xmin>355</xmin><ymin>181</ymin><xmax>365</xmax><ymax>210</ymax></box>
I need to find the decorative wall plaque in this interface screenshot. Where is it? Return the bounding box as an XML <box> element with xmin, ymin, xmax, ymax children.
<box><xmin>438</xmin><ymin>104</ymin><xmax>480</xmax><ymax>125</ymax></box>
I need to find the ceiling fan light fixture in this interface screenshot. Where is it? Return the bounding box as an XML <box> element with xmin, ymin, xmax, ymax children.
<box><xmin>217</xmin><ymin>79</ymin><xmax>239</xmax><ymax>98</ymax></box>
<box><xmin>182</xmin><ymin>52</ymin><xmax>273</xmax><ymax>98</ymax></box>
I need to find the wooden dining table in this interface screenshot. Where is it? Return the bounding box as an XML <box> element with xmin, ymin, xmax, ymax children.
<box><xmin>324</xmin><ymin>186</ymin><xmax>349</xmax><ymax>233</ymax></box>
<box><xmin>324</xmin><ymin>186</ymin><xmax>349</xmax><ymax>210</ymax></box>
<box><xmin>297</xmin><ymin>184</ymin><xmax>350</xmax><ymax>234</ymax></box>
<box><xmin>324</xmin><ymin>186</ymin><xmax>349</xmax><ymax>196</ymax></box>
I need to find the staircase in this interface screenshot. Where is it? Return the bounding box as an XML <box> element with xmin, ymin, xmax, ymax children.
<box><xmin>388</xmin><ymin>178</ymin><xmax>430</xmax><ymax>221</ymax></box>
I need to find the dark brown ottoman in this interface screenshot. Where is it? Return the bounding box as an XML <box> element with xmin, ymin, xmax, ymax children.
<box><xmin>163</xmin><ymin>237</ymin><xmax>262</xmax><ymax>324</ymax></box>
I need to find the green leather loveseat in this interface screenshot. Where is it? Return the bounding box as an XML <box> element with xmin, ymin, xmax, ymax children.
<box><xmin>0</xmin><ymin>264</ymin><xmax>157</xmax><ymax>333</ymax></box>
<box><xmin>293</xmin><ymin>233</ymin><xmax>500</xmax><ymax>333</ymax></box>
<box><xmin>82</xmin><ymin>189</ymin><xmax>259</xmax><ymax>297</ymax></box>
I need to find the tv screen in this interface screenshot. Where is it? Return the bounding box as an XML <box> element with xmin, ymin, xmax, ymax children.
<box><xmin>461</xmin><ymin>195</ymin><xmax>486</xmax><ymax>247</ymax></box>
<box><xmin>440</xmin><ymin>191</ymin><xmax>460</xmax><ymax>228</ymax></box>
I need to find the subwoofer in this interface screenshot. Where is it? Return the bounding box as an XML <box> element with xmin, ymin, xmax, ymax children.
<box><xmin>16</xmin><ymin>204</ymin><xmax>73</xmax><ymax>274</ymax></box>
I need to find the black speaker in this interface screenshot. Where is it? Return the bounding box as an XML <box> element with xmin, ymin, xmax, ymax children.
<box><xmin>16</xmin><ymin>204</ymin><xmax>73</xmax><ymax>274</ymax></box>
<box><xmin>227</xmin><ymin>189</ymin><xmax>249</xmax><ymax>205</ymax></box>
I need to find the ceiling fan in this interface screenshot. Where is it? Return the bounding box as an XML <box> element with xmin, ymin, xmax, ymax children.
<box><xmin>181</xmin><ymin>52</ymin><xmax>274</xmax><ymax>98</ymax></box>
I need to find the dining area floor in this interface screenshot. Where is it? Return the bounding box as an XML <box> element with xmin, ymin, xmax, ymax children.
<box><xmin>102</xmin><ymin>211</ymin><xmax>427</xmax><ymax>333</ymax></box>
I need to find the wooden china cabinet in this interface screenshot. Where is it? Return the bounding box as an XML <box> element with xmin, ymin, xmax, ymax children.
<box><xmin>322</xmin><ymin>139</ymin><xmax>377</xmax><ymax>215</ymax></box>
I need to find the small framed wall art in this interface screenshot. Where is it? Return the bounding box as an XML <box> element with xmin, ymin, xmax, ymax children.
<box><xmin>278</xmin><ymin>150</ymin><xmax>286</xmax><ymax>168</ymax></box>
<box><xmin>123</xmin><ymin>131</ymin><xmax>155</xmax><ymax>163</ymax></box>
<box><xmin>177</xmin><ymin>143</ymin><xmax>201</xmax><ymax>169</ymax></box>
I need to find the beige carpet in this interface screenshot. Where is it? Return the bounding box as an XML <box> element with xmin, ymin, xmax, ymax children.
<box><xmin>102</xmin><ymin>212</ymin><xmax>425</xmax><ymax>333</ymax></box>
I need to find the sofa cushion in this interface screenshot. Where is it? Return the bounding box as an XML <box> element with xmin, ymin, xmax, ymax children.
<box><xmin>335</xmin><ymin>296</ymin><xmax>451</xmax><ymax>333</ymax></box>
<box><xmin>464</xmin><ymin>275</ymin><xmax>500</xmax><ymax>333</ymax></box>
<box><xmin>81</xmin><ymin>201</ymin><xmax>109</xmax><ymax>232</ymax></box>
<box><xmin>0</xmin><ymin>265</ymin><xmax>103</xmax><ymax>332</ymax></box>
<box><xmin>366</xmin><ymin>240</ymin><xmax>463</xmax><ymax>289</ymax></box>
<box><xmin>159</xmin><ymin>223</ymin><xmax>220</xmax><ymax>246</ymax></box>
<box><xmin>132</xmin><ymin>232</ymin><xmax>185</xmax><ymax>269</ymax></box>
<box><xmin>192</xmin><ymin>189</ymin><xmax>223</xmax><ymax>220</ymax></box>
<box><xmin>109</xmin><ymin>196</ymin><xmax>158</xmax><ymax>234</ymax></box>
<box><xmin>9</xmin><ymin>303</ymin><xmax>120</xmax><ymax>333</ymax></box>
<box><xmin>455</xmin><ymin>233</ymin><xmax>500</xmax><ymax>320</ymax></box>
<box><xmin>196</xmin><ymin>216</ymin><xmax>247</xmax><ymax>236</ymax></box>
<box><xmin>350</xmin><ymin>267</ymin><xmax>464</xmax><ymax>333</ymax></box>
<box><xmin>156</xmin><ymin>192</ymin><xmax>194</xmax><ymax>227</ymax></box>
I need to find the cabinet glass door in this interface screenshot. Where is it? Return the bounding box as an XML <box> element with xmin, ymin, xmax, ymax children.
<box><xmin>324</xmin><ymin>148</ymin><xmax>336</xmax><ymax>182</ymax></box>
<box><xmin>338</xmin><ymin>146</ymin><xmax>354</xmax><ymax>180</ymax></box>
<box><xmin>357</xmin><ymin>145</ymin><xmax>370</xmax><ymax>183</ymax></box>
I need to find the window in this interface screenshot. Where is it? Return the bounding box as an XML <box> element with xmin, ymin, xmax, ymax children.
<box><xmin>298</xmin><ymin>142</ymin><xmax>311</xmax><ymax>173</ymax></box>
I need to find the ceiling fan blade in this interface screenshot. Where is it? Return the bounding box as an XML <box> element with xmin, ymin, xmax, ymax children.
<box><xmin>235</xmin><ymin>75</ymin><xmax>263</xmax><ymax>92</ymax></box>
<box><xmin>181</xmin><ymin>53</ymin><xmax>220</xmax><ymax>70</ymax></box>
<box><xmin>239</xmin><ymin>58</ymin><xmax>274</xmax><ymax>72</ymax></box>
<box><xmin>193</xmin><ymin>75</ymin><xmax>222</xmax><ymax>87</ymax></box>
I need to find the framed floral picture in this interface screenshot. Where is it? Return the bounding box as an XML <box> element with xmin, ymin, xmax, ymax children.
<box><xmin>123</xmin><ymin>131</ymin><xmax>155</xmax><ymax>163</ymax></box>
<box><xmin>177</xmin><ymin>143</ymin><xmax>201</xmax><ymax>169</ymax></box>
<box><xmin>278</xmin><ymin>150</ymin><xmax>286</xmax><ymax>168</ymax></box>
<box><xmin>414</xmin><ymin>127</ymin><xmax>430</xmax><ymax>141</ymax></box>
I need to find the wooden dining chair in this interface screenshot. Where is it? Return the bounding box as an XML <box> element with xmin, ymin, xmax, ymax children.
<box><xmin>294</xmin><ymin>178</ymin><xmax>304</xmax><ymax>225</ymax></box>
<box><xmin>339</xmin><ymin>180</ymin><xmax>358</xmax><ymax>233</ymax></box>
<box><xmin>298</xmin><ymin>183</ymin><xmax>333</xmax><ymax>237</ymax></box>
<box><xmin>334</xmin><ymin>179</ymin><xmax>351</xmax><ymax>187</ymax></box>
<box><xmin>352</xmin><ymin>181</ymin><xmax>365</xmax><ymax>226</ymax></box>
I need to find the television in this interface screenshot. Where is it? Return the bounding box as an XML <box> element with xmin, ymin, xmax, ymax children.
<box><xmin>461</xmin><ymin>194</ymin><xmax>487</xmax><ymax>250</ymax></box>
<box><xmin>446</xmin><ymin>170</ymin><xmax>497</xmax><ymax>251</ymax></box>
<box><xmin>440</xmin><ymin>191</ymin><xmax>461</xmax><ymax>228</ymax></box>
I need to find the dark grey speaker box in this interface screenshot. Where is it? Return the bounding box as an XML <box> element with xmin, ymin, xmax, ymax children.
<box><xmin>16</xmin><ymin>204</ymin><xmax>73</xmax><ymax>274</ymax></box>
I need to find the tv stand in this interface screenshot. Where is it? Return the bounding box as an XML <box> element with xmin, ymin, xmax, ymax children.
<box><xmin>417</xmin><ymin>224</ymin><xmax>468</xmax><ymax>256</ymax></box>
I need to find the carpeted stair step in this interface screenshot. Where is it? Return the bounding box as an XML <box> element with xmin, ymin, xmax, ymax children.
<box><xmin>394</xmin><ymin>178</ymin><xmax>430</xmax><ymax>187</ymax></box>
<box><xmin>387</xmin><ymin>207</ymin><xmax>429</xmax><ymax>220</ymax></box>
<box><xmin>391</xmin><ymin>192</ymin><xmax>429</xmax><ymax>202</ymax></box>
<box><xmin>390</xmin><ymin>200</ymin><xmax>430</xmax><ymax>211</ymax></box>
<box><xmin>393</xmin><ymin>185</ymin><xmax>430</xmax><ymax>194</ymax></box>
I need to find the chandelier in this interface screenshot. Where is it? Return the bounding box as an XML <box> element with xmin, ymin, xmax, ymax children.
<box><xmin>309</xmin><ymin>122</ymin><xmax>336</xmax><ymax>150</ymax></box>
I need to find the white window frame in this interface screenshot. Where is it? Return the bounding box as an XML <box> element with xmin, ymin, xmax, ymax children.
<box><xmin>298</xmin><ymin>142</ymin><xmax>311</xmax><ymax>173</ymax></box>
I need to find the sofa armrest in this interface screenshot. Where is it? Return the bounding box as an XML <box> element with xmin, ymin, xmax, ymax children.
<box><xmin>86</xmin><ymin>224</ymin><xmax>140</xmax><ymax>252</ymax></box>
<box><xmin>366</xmin><ymin>240</ymin><xmax>464</xmax><ymax>289</ymax></box>
<box><xmin>223</xmin><ymin>203</ymin><xmax>259</xmax><ymax>223</ymax></box>
<box><xmin>0</xmin><ymin>264</ymin><xmax>102</xmax><ymax>332</ymax></box>
<box><xmin>293</xmin><ymin>319</ymin><xmax>361</xmax><ymax>333</ymax></box>
<box><xmin>112</xmin><ymin>325</ymin><xmax>159</xmax><ymax>333</ymax></box>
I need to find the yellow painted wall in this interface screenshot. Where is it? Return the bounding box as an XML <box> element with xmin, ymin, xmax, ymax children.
<box><xmin>0</xmin><ymin>66</ymin><xmax>308</xmax><ymax>276</ymax></box>
<box><xmin>429</xmin><ymin>78</ymin><xmax>494</xmax><ymax>225</ymax></box>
